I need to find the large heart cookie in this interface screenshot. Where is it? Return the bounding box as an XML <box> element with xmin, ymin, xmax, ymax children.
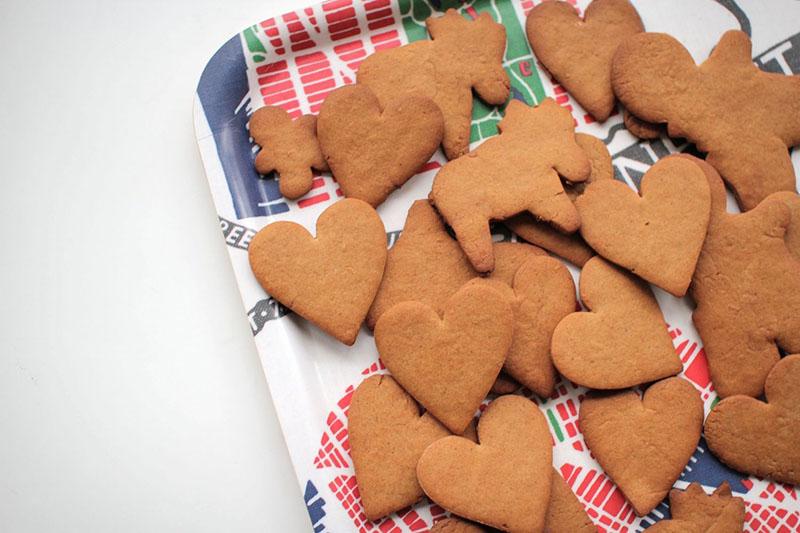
<box><xmin>375</xmin><ymin>283</ymin><xmax>513</xmax><ymax>433</ymax></box>
<box><xmin>576</xmin><ymin>156</ymin><xmax>711</xmax><ymax>296</ymax></box>
<box><xmin>317</xmin><ymin>84</ymin><xmax>443</xmax><ymax>207</ymax></box>
<box><xmin>579</xmin><ymin>377</ymin><xmax>703</xmax><ymax>516</ymax></box>
<box><xmin>348</xmin><ymin>375</ymin><xmax>449</xmax><ymax>520</ymax></box>
<box><xmin>647</xmin><ymin>483</ymin><xmax>745</xmax><ymax>533</ymax></box>
<box><xmin>417</xmin><ymin>395</ymin><xmax>553</xmax><ymax>532</ymax></box>
<box><xmin>526</xmin><ymin>0</ymin><xmax>644</xmax><ymax>121</ymax></box>
<box><xmin>704</xmin><ymin>354</ymin><xmax>800</xmax><ymax>484</ymax></box>
<box><xmin>248</xmin><ymin>198</ymin><xmax>386</xmax><ymax>345</ymax></box>
<box><xmin>551</xmin><ymin>256</ymin><xmax>681</xmax><ymax>389</ymax></box>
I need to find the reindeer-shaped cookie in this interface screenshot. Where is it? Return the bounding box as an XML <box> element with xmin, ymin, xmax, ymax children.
<box><xmin>430</xmin><ymin>98</ymin><xmax>590</xmax><ymax>273</ymax></box>
<box><xmin>357</xmin><ymin>9</ymin><xmax>510</xmax><ymax>160</ymax></box>
<box><xmin>689</xmin><ymin>157</ymin><xmax>800</xmax><ymax>399</ymax></box>
<box><xmin>613</xmin><ymin>30</ymin><xmax>800</xmax><ymax>210</ymax></box>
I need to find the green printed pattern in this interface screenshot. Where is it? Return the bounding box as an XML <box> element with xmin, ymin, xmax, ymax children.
<box><xmin>399</xmin><ymin>0</ymin><xmax>546</xmax><ymax>142</ymax></box>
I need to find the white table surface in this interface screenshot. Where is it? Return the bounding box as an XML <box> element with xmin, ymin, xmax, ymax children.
<box><xmin>0</xmin><ymin>1</ymin><xmax>313</xmax><ymax>531</ymax></box>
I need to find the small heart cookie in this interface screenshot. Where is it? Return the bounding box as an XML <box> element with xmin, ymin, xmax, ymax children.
<box><xmin>374</xmin><ymin>283</ymin><xmax>513</xmax><ymax>433</ymax></box>
<box><xmin>348</xmin><ymin>375</ymin><xmax>449</xmax><ymax>520</ymax></box>
<box><xmin>704</xmin><ymin>354</ymin><xmax>800</xmax><ymax>485</ymax></box>
<box><xmin>579</xmin><ymin>377</ymin><xmax>703</xmax><ymax>516</ymax></box>
<box><xmin>318</xmin><ymin>84</ymin><xmax>443</xmax><ymax>207</ymax></box>
<box><xmin>248</xmin><ymin>198</ymin><xmax>387</xmax><ymax>345</ymax></box>
<box><xmin>647</xmin><ymin>483</ymin><xmax>744</xmax><ymax>533</ymax></box>
<box><xmin>526</xmin><ymin>0</ymin><xmax>644</xmax><ymax>121</ymax></box>
<box><xmin>551</xmin><ymin>256</ymin><xmax>681</xmax><ymax>390</ymax></box>
<box><xmin>417</xmin><ymin>395</ymin><xmax>553</xmax><ymax>532</ymax></box>
<box><xmin>576</xmin><ymin>156</ymin><xmax>711</xmax><ymax>296</ymax></box>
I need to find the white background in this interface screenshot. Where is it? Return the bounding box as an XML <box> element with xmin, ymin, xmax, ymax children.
<box><xmin>0</xmin><ymin>0</ymin><xmax>312</xmax><ymax>531</ymax></box>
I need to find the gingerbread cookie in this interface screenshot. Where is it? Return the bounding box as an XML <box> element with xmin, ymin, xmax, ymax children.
<box><xmin>546</xmin><ymin>469</ymin><xmax>596</xmax><ymax>533</ymax></box>
<box><xmin>623</xmin><ymin>108</ymin><xmax>662</xmax><ymax>140</ymax></box>
<box><xmin>473</xmin><ymin>255</ymin><xmax>577</xmax><ymax>398</ymax></box>
<box><xmin>576</xmin><ymin>155</ymin><xmax>711</xmax><ymax>296</ymax></box>
<box><xmin>248</xmin><ymin>106</ymin><xmax>328</xmax><ymax>199</ymax></box>
<box><xmin>348</xmin><ymin>375</ymin><xmax>449</xmax><ymax>520</ymax></box>
<box><xmin>357</xmin><ymin>9</ymin><xmax>509</xmax><ymax>160</ymax></box>
<box><xmin>647</xmin><ymin>483</ymin><xmax>745</xmax><ymax>533</ymax></box>
<box><xmin>612</xmin><ymin>30</ymin><xmax>800</xmax><ymax>210</ymax></box>
<box><xmin>417</xmin><ymin>395</ymin><xmax>553</xmax><ymax>532</ymax></box>
<box><xmin>689</xmin><ymin>157</ymin><xmax>800</xmax><ymax>398</ymax></box>
<box><xmin>505</xmin><ymin>132</ymin><xmax>611</xmax><ymax>266</ymax></box>
<box><xmin>367</xmin><ymin>200</ymin><xmax>544</xmax><ymax>328</ymax></box>
<box><xmin>580</xmin><ymin>377</ymin><xmax>703</xmax><ymax>516</ymax></box>
<box><xmin>526</xmin><ymin>0</ymin><xmax>643</xmax><ymax>121</ymax></box>
<box><xmin>317</xmin><ymin>85</ymin><xmax>443</xmax><ymax>207</ymax></box>
<box><xmin>431</xmin><ymin>97</ymin><xmax>591</xmax><ymax>272</ymax></box>
<box><xmin>552</xmin><ymin>256</ymin><xmax>681</xmax><ymax>390</ymax></box>
<box><xmin>769</xmin><ymin>190</ymin><xmax>800</xmax><ymax>259</ymax></box>
<box><xmin>430</xmin><ymin>518</ymin><xmax>486</xmax><ymax>533</ymax></box>
<box><xmin>704</xmin><ymin>354</ymin><xmax>800</xmax><ymax>485</ymax></box>
<box><xmin>491</xmin><ymin>372</ymin><xmax>521</xmax><ymax>395</ymax></box>
<box><xmin>374</xmin><ymin>283</ymin><xmax>513</xmax><ymax>433</ymax></box>
<box><xmin>248</xmin><ymin>198</ymin><xmax>386</xmax><ymax>345</ymax></box>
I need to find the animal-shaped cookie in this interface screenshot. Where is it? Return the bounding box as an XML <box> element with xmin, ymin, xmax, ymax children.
<box><xmin>430</xmin><ymin>97</ymin><xmax>591</xmax><ymax>273</ymax></box>
<box><xmin>348</xmin><ymin>375</ymin><xmax>449</xmax><ymax>520</ymax></box>
<box><xmin>317</xmin><ymin>85</ymin><xmax>443</xmax><ymax>207</ymax></box>
<box><xmin>248</xmin><ymin>199</ymin><xmax>386</xmax><ymax>345</ymax></box>
<box><xmin>576</xmin><ymin>155</ymin><xmax>711</xmax><ymax>296</ymax></box>
<box><xmin>552</xmin><ymin>256</ymin><xmax>681</xmax><ymax>389</ymax></box>
<box><xmin>357</xmin><ymin>9</ymin><xmax>509</xmax><ymax>160</ymax></box>
<box><xmin>248</xmin><ymin>106</ymin><xmax>329</xmax><ymax>199</ymax></box>
<box><xmin>612</xmin><ymin>30</ymin><xmax>800</xmax><ymax>210</ymax></box>
<box><xmin>506</xmin><ymin>132</ymin><xmax>611</xmax><ymax>266</ymax></box>
<box><xmin>689</xmin><ymin>157</ymin><xmax>800</xmax><ymax>398</ymax></box>
<box><xmin>526</xmin><ymin>0</ymin><xmax>643</xmax><ymax>121</ymax></box>
<box><xmin>367</xmin><ymin>199</ymin><xmax>545</xmax><ymax>328</ymax></box>
<box><xmin>469</xmin><ymin>255</ymin><xmax>577</xmax><ymax>398</ymax></box>
<box><xmin>579</xmin><ymin>377</ymin><xmax>703</xmax><ymax>516</ymax></box>
<box><xmin>417</xmin><ymin>395</ymin><xmax>553</xmax><ymax>532</ymax></box>
<box><xmin>647</xmin><ymin>483</ymin><xmax>745</xmax><ymax>533</ymax></box>
<box><xmin>374</xmin><ymin>283</ymin><xmax>513</xmax><ymax>434</ymax></box>
<box><xmin>704</xmin><ymin>354</ymin><xmax>800</xmax><ymax>485</ymax></box>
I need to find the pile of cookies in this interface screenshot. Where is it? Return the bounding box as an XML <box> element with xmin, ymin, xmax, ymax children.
<box><xmin>246</xmin><ymin>0</ymin><xmax>800</xmax><ymax>531</ymax></box>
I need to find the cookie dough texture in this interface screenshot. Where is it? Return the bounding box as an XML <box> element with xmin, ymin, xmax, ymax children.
<box><xmin>248</xmin><ymin>198</ymin><xmax>386</xmax><ymax>345</ymax></box>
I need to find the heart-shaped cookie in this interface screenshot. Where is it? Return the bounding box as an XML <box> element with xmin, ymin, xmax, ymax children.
<box><xmin>576</xmin><ymin>156</ymin><xmax>711</xmax><ymax>296</ymax></box>
<box><xmin>374</xmin><ymin>283</ymin><xmax>513</xmax><ymax>433</ymax></box>
<box><xmin>248</xmin><ymin>198</ymin><xmax>387</xmax><ymax>345</ymax></box>
<box><xmin>704</xmin><ymin>354</ymin><xmax>800</xmax><ymax>485</ymax></box>
<box><xmin>417</xmin><ymin>395</ymin><xmax>553</xmax><ymax>532</ymax></box>
<box><xmin>551</xmin><ymin>256</ymin><xmax>681</xmax><ymax>389</ymax></box>
<box><xmin>317</xmin><ymin>84</ymin><xmax>443</xmax><ymax>207</ymax></box>
<box><xmin>647</xmin><ymin>483</ymin><xmax>745</xmax><ymax>533</ymax></box>
<box><xmin>526</xmin><ymin>0</ymin><xmax>644</xmax><ymax>121</ymax></box>
<box><xmin>579</xmin><ymin>377</ymin><xmax>703</xmax><ymax>516</ymax></box>
<box><xmin>546</xmin><ymin>469</ymin><xmax>596</xmax><ymax>533</ymax></box>
<box><xmin>348</xmin><ymin>375</ymin><xmax>449</xmax><ymax>520</ymax></box>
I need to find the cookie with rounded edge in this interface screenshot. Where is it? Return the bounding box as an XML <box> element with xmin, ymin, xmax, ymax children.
<box><xmin>317</xmin><ymin>84</ymin><xmax>443</xmax><ymax>207</ymax></box>
<box><xmin>249</xmin><ymin>106</ymin><xmax>329</xmax><ymax>199</ymax></box>
<box><xmin>348</xmin><ymin>375</ymin><xmax>449</xmax><ymax>520</ymax></box>
<box><xmin>689</xmin><ymin>156</ymin><xmax>800</xmax><ymax>398</ymax></box>
<box><xmin>248</xmin><ymin>198</ymin><xmax>386</xmax><ymax>345</ymax></box>
<box><xmin>430</xmin><ymin>97</ymin><xmax>590</xmax><ymax>273</ymax></box>
<box><xmin>612</xmin><ymin>30</ymin><xmax>800</xmax><ymax>210</ymax></box>
<box><xmin>417</xmin><ymin>395</ymin><xmax>553</xmax><ymax>532</ymax></box>
<box><xmin>552</xmin><ymin>256</ymin><xmax>681</xmax><ymax>390</ymax></box>
<box><xmin>506</xmin><ymin>132</ymin><xmax>611</xmax><ymax>266</ymax></box>
<box><xmin>647</xmin><ymin>482</ymin><xmax>744</xmax><ymax>533</ymax></box>
<box><xmin>576</xmin><ymin>155</ymin><xmax>711</xmax><ymax>296</ymax></box>
<box><xmin>374</xmin><ymin>283</ymin><xmax>513</xmax><ymax>433</ymax></box>
<box><xmin>526</xmin><ymin>0</ymin><xmax>643</xmax><ymax>121</ymax></box>
<box><xmin>357</xmin><ymin>9</ymin><xmax>509</xmax><ymax>160</ymax></box>
<box><xmin>704</xmin><ymin>354</ymin><xmax>800</xmax><ymax>485</ymax></box>
<box><xmin>430</xmin><ymin>517</ymin><xmax>486</xmax><ymax>533</ymax></box>
<box><xmin>579</xmin><ymin>377</ymin><xmax>703</xmax><ymax>516</ymax></box>
<box><xmin>623</xmin><ymin>108</ymin><xmax>662</xmax><ymax>140</ymax></box>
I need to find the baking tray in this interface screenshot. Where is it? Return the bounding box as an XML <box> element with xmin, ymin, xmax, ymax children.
<box><xmin>194</xmin><ymin>0</ymin><xmax>800</xmax><ymax>530</ymax></box>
